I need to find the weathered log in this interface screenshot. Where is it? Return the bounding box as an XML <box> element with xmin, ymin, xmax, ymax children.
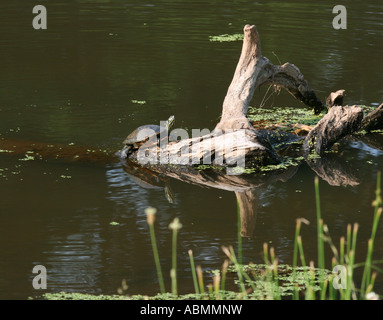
<box><xmin>214</xmin><ymin>24</ymin><xmax>324</xmax><ymax>133</ymax></box>
<box><xmin>324</xmin><ymin>90</ymin><xmax>383</xmax><ymax>134</ymax></box>
<box><xmin>303</xmin><ymin>105</ymin><xmax>364</xmax><ymax>155</ymax></box>
<box><xmin>359</xmin><ymin>103</ymin><xmax>383</xmax><ymax>132</ymax></box>
<box><xmin>126</xmin><ymin>24</ymin><xmax>323</xmax><ymax>170</ymax></box>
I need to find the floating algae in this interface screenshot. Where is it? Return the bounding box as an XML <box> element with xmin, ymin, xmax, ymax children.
<box><xmin>209</xmin><ymin>33</ymin><xmax>244</xmax><ymax>42</ymax></box>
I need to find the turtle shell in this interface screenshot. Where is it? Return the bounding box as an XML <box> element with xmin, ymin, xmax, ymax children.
<box><xmin>123</xmin><ymin>124</ymin><xmax>163</xmax><ymax>147</ymax></box>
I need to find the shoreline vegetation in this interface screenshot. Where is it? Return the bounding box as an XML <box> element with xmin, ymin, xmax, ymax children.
<box><xmin>34</xmin><ymin>174</ymin><xmax>382</xmax><ymax>300</ymax></box>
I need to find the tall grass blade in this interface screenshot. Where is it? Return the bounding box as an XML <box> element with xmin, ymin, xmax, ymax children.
<box><xmin>196</xmin><ymin>265</ymin><xmax>205</xmax><ymax>296</ymax></box>
<box><xmin>297</xmin><ymin>236</ymin><xmax>306</xmax><ymax>267</ymax></box>
<box><xmin>220</xmin><ymin>260</ymin><xmax>229</xmax><ymax>292</ymax></box>
<box><xmin>145</xmin><ymin>207</ymin><xmax>165</xmax><ymax>294</ymax></box>
<box><xmin>213</xmin><ymin>274</ymin><xmax>221</xmax><ymax>299</ymax></box>
<box><xmin>361</xmin><ymin>172</ymin><xmax>382</xmax><ymax>296</ymax></box>
<box><xmin>188</xmin><ymin>250</ymin><xmax>199</xmax><ymax>295</ymax></box>
<box><xmin>314</xmin><ymin>177</ymin><xmax>325</xmax><ymax>271</ymax></box>
<box><xmin>169</xmin><ymin>218</ymin><xmax>182</xmax><ymax>296</ymax></box>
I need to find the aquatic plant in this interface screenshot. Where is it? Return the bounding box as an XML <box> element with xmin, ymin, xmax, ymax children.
<box><xmin>169</xmin><ymin>217</ymin><xmax>182</xmax><ymax>296</ymax></box>
<box><xmin>209</xmin><ymin>34</ymin><xmax>244</xmax><ymax>42</ymax></box>
<box><xmin>131</xmin><ymin>100</ymin><xmax>146</xmax><ymax>105</ymax></box>
<box><xmin>145</xmin><ymin>207</ymin><xmax>165</xmax><ymax>294</ymax></box>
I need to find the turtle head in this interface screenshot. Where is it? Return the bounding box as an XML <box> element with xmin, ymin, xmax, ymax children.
<box><xmin>166</xmin><ymin>115</ymin><xmax>175</xmax><ymax>130</ymax></box>
<box><xmin>117</xmin><ymin>145</ymin><xmax>132</xmax><ymax>159</ymax></box>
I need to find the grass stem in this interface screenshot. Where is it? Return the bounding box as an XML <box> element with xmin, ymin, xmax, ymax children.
<box><xmin>188</xmin><ymin>250</ymin><xmax>199</xmax><ymax>295</ymax></box>
<box><xmin>145</xmin><ymin>207</ymin><xmax>165</xmax><ymax>294</ymax></box>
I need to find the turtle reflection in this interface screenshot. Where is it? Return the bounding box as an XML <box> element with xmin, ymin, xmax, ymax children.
<box><xmin>121</xmin><ymin>159</ymin><xmax>174</xmax><ymax>204</ymax></box>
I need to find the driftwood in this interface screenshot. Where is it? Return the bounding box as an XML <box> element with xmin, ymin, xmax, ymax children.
<box><xmin>127</xmin><ymin>24</ymin><xmax>324</xmax><ymax>169</ymax></box>
<box><xmin>121</xmin><ymin>24</ymin><xmax>383</xmax><ymax>184</ymax></box>
<box><xmin>214</xmin><ymin>24</ymin><xmax>323</xmax><ymax>133</ymax></box>
<box><xmin>302</xmin><ymin>102</ymin><xmax>383</xmax><ymax>155</ymax></box>
<box><xmin>116</xmin><ymin>23</ymin><xmax>383</xmax><ymax>236</ymax></box>
<box><xmin>360</xmin><ymin>103</ymin><xmax>383</xmax><ymax>132</ymax></box>
<box><xmin>126</xmin><ymin>24</ymin><xmax>383</xmax><ymax>173</ymax></box>
<box><xmin>303</xmin><ymin>105</ymin><xmax>364</xmax><ymax>155</ymax></box>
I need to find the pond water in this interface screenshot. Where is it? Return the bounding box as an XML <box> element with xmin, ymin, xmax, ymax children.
<box><xmin>0</xmin><ymin>0</ymin><xmax>383</xmax><ymax>299</ymax></box>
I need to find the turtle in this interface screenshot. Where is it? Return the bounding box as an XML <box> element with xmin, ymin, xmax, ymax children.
<box><xmin>118</xmin><ymin>115</ymin><xmax>175</xmax><ymax>159</ymax></box>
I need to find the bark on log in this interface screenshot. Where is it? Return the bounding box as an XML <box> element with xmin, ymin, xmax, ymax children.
<box><xmin>359</xmin><ymin>103</ymin><xmax>383</xmax><ymax>132</ymax></box>
<box><xmin>303</xmin><ymin>105</ymin><xmax>364</xmax><ymax>155</ymax></box>
<box><xmin>215</xmin><ymin>24</ymin><xmax>324</xmax><ymax>133</ymax></box>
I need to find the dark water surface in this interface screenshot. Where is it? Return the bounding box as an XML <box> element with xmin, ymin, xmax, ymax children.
<box><xmin>1</xmin><ymin>1</ymin><xmax>383</xmax><ymax>299</ymax></box>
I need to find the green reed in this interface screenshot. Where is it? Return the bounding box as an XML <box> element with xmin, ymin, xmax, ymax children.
<box><xmin>265</xmin><ymin>243</ymin><xmax>281</xmax><ymax>300</ymax></box>
<box><xmin>169</xmin><ymin>217</ymin><xmax>182</xmax><ymax>296</ymax></box>
<box><xmin>213</xmin><ymin>272</ymin><xmax>221</xmax><ymax>299</ymax></box>
<box><xmin>222</xmin><ymin>246</ymin><xmax>246</xmax><ymax>294</ymax></box>
<box><xmin>360</xmin><ymin>171</ymin><xmax>382</xmax><ymax>297</ymax></box>
<box><xmin>220</xmin><ymin>259</ymin><xmax>229</xmax><ymax>292</ymax></box>
<box><xmin>314</xmin><ymin>177</ymin><xmax>325</xmax><ymax>273</ymax></box>
<box><xmin>291</xmin><ymin>173</ymin><xmax>383</xmax><ymax>300</ymax></box>
<box><xmin>188</xmin><ymin>250</ymin><xmax>199</xmax><ymax>295</ymax></box>
<box><xmin>196</xmin><ymin>265</ymin><xmax>205</xmax><ymax>295</ymax></box>
<box><xmin>292</xmin><ymin>218</ymin><xmax>305</xmax><ymax>299</ymax></box>
<box><xmin>145</xmin><ymin>207</ymin><xmax>165</xmax><ymax>294</ymax></box>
